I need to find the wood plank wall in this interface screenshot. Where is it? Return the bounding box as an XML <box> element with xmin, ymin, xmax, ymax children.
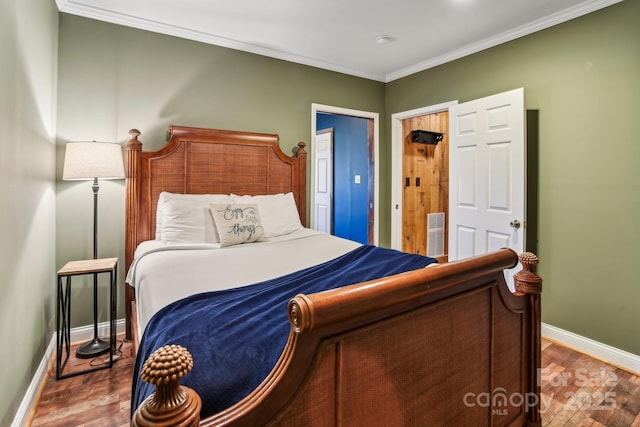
<box><xmin>401</xmin><ymin>112</ymin><xmax>449</xmax><ymax>259</ymax></box>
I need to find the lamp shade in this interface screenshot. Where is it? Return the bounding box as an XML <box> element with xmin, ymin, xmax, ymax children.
<box><xmin>62</xmin><ymin>142</ymin><xmax>125</xmax><ymax>180</ymax></box>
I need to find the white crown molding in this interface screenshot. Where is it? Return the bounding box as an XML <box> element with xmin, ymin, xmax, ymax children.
<box><xmin>55</xmin><ymin>0</ymin><xmax>384</xmax><ymax>81</ymax></box>
<box><xmin>56</xmin><ymin>0</ymin><xmax>623</xmax><ymax>83</ymax></box>
<box><xmin>385</xmin><ymin>0</ymin><xmax>624</xmax><ymax>82</ymax></box>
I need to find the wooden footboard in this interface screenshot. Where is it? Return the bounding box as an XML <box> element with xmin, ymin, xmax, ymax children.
<box><xmin>132</xmin><ymin>249</ymin><xmax>542</xmax><ymax>427</ymax></box>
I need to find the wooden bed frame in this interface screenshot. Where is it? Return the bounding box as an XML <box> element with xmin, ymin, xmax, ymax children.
<box><xmin>124</xmin><ymin>125</ymin><xmax>308</xmax><ymax>344</ymax></box>
<box><xmin>125</xmin><ymin>125</ymin><xmax>543</xmax><ymax>426</ymax></box>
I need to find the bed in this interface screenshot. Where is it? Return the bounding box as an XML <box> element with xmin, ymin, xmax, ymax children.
<box><xmin>124</xmin><ymin>125</ymin><xmax>543</xmax><ymax>426</ymax></box>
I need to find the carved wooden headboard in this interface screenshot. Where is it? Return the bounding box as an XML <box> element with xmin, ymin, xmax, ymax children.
<box><xmin>124</xmin><ymin>125</ymin><xmax>307</xmax><ymax>339</ymax></box>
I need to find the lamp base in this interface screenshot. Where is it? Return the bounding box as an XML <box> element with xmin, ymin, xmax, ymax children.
<box><xmin>76</xmin><ymin>337</ymin><xmax>110</xmax><ymax>359</ymax></box>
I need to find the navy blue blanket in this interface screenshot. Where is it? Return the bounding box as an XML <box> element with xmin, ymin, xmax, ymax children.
<box><xmin>132</xmin><ymin>245</ymin><xmax>436</xmax><ymax>418</ymax></box>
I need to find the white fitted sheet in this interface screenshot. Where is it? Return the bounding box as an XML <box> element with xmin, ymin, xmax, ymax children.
<box><xmin>126</xmin><ymin>229</ymin><xmax>361</xmax><ymax>337</ymax></box>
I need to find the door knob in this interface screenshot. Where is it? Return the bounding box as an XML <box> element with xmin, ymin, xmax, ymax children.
<box><xmin>509</xmin><ymin>220</ymin><xmax>521</xmax><ymax>229</ymax></box>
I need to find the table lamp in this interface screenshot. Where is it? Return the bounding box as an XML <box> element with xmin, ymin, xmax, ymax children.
<box><xmin>62</xmin><ymin>141</ymin><xmax>125</xmax><ymax>358</ymax></box>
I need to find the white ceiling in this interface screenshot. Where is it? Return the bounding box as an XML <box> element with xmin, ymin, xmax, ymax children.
<box><xmin>56</xmin><ymin>0</ymin><xmax>621</xmax><ymax>82</ymax></box>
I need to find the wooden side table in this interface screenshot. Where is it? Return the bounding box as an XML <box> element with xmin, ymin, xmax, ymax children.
<box><xmin>56</xmin><ymin>257</ymin><xmax>118</xmax><ymax>379</ymax></box>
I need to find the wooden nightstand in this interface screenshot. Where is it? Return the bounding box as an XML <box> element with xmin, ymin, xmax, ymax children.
<box><xmin>56</xmin><ymin>257</ymin><xmax>117</xmax><ymax>379</ymax></box>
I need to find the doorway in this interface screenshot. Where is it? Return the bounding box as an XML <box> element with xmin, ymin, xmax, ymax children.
<box><xmin>390</xmin><ymin>101</ymin><xmax>458</xmax><ymax>252</ymax></box>
<box><xmin>401</xmin><ymin>111</ymin><xmax>450</xmax><ymax>259</ymax></box>
<box><xmin>311</xmin><ymin>103</ymin><xmax>379</xmax><ymax>245</ymax></box>
<box><xmin>391</xmin><ymin>89</ymin><xmax>527</xmax><ymax>283</ymax></box>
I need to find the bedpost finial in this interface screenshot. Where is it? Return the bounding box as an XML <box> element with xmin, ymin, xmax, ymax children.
<box><xmin>132</xmin><ymin>344</ymin><xmax>202</xmax><ymax>426</ymax></box>
<box><xmin>296</xmin><ymin>141</ymin><xmax>307</xmax><ymax>159</ymax></box>
<box><xmin>518</xmin><ymin>252</ymin><xmax>538</xmax><ymax>270</ymax></box>
<box><xmin>514</xmin><ymin>252</ymin><xmax>542</xmax><ymax>294</ymax></box>
<box><xmin>127</xmin><ymin>129</ymin><xmax>142</xmax><ymax>149</ymax></box>
<box><xmin>140</xmin><ymin>344</ymin><xmax>193</xmax><ymax>386</ymax></box>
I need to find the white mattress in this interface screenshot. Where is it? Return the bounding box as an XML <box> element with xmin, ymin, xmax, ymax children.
<box><xmin>126</xmin><ymin>229</ymin><xmax>361</xmax><ymax>337</ymax></box>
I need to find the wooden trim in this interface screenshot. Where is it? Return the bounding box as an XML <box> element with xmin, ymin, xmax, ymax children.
<box><xmin>367</xmin><ymin>119</ymin><xmax>375</xmax><ymax>244</ymax></box>
<box><xmin>125</xmin><ymin>130</ymin><xmax>142</xmax><ymax>341</ymax></box>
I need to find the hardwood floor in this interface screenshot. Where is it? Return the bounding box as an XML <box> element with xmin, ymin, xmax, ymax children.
<box><xmin>540</xmin><ymin>339</ymin><xmax>640</xmax><ymax>427</ymax></box>
<box><xmin>30</xmin><ymin>337</ymin><xmax>640</xmax><ymax>426</ymax></box>
<box><xmin>30</xmin><ymin>335</ymin><xmax>134</xmax><ymax>426</ymax></box>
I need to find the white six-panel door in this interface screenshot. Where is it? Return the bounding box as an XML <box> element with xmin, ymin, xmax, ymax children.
<box><xmin>448</xmin><ymin>88</ymin><xmax>525</xmax><ymax>290</ymax></box>
<box><xmin>313</xmin><ymin>129</ymin><xmax>334</xmax><ymax>233</ymax></box>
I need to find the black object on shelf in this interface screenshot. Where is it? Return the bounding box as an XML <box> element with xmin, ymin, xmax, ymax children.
<box><xmin>411</xmin><ymin>130</ymin><xmax>444</xmax><ymax>145</ymax></box>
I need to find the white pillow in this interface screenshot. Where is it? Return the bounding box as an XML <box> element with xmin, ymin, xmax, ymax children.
<box><xmin>156</xmin><ymin>192</ymin><xmax>233</xmax><ymax>243</ymax></box>
<box><xmin>231</xmin><ymin>192</ymin><xmax>303</xmax><ymax>238</ymax></box>
<box><xmin>209</xmin><ymin>203</ymin><xmax>266</xmax><ymax>247</ymax></box>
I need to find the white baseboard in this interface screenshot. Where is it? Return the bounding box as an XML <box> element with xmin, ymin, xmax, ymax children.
<box><xmin>64</xmin><ymin>319</ymin><xmax>126</xmax><ymax>345</ymax></box>
<box><xmin>542</xmin><ymin>322</ymin><xmax>640</xmax><ymax>375</ymax></box>
<box><xmin>11</xmin><ymin>334</ymin><xmax>56</xmax><ymax>427</ymax></box>
<box><xmin>11</xmin><ymin>319</ymin><xmax>126</xmax><ymax>427</ymax></box>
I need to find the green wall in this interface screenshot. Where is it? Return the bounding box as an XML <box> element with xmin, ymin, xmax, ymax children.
<box><xmin>3</xmin><ymin>1</ymin><xmax>638</xmax><ymax>424</ymax></box>
<box><xmin>385</xmin><ymin>1</ymin><xmax>640</xmax><ymax>354</ymax></box>
<box><xmin>55</xmin><ymin>14</ymin><xmax>385</xmax><ymax>327</ymax></box>
<box><xmin>56</xmin><ymin>1</ymin><xmax>640</xmax><ymax>355</ymax></box>
<box><xmin>0</xmin><ymin>0</ymin><xmax>58</xmax><ymax>424</ymax></box>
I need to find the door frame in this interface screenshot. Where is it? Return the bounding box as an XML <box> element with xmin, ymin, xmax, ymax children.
<box><xmin>390</xmin><ymin>100</ymin><xmax>458</xmax><ymax>250</ymax></box>
<box><xmin>311</xmin><ymin>103</ymin><xmax>380</xmax><ymax>245</ymax></box>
